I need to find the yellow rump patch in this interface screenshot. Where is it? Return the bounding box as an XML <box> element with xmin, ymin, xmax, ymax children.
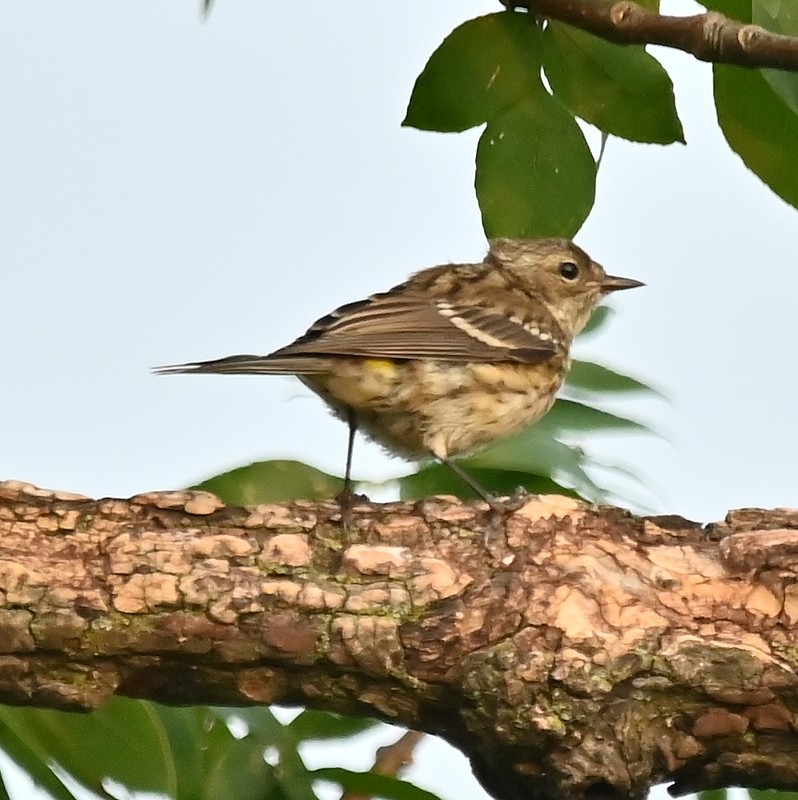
<box><xmin>364</xmin><ymin>359</ymin><xmax>398</xmax><ymax>376</ymax></box>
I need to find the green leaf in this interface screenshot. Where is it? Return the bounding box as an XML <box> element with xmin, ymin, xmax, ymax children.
<box><xmin>435</xmin><ymin>399</ymin><xmax>652</xmax><ymax>506</ymax></box>
<box><xmin>161</xmin><ymin>705</ymin><xmax>301</xmax><ymax>800</ymax></box>
<box><xmin>749</xmin><ymin>790</ymin><xmax>798</xmax><ymax>799</ymax></box>
<box><xmin>544</xmin><ymin>399</ymin><xmax>649</xmax><ymax>435</ymax></box>
<box><xmin>0</xmin><ymin>711</ymin><xmax>77</xmax><ymax>800</ymax></box>
<box><xmin>212</xmin><ymin>707</ymin><xmax>319</xmax><ymax>800</ymax></box>
<box><xmin>474</xmin><ymin>430</ymin><xmax>607</xmax><ymax>501</ymax></box>
<box><xmin>566</xmin><ymin>360</ymin><xmax>662</xmax><ymax>396</ymax></box>
<box><xmin>399</xmin><ymin>462</ymin><xmax>581</xmax><ymax>502</ymax></box>
<box><xmin>150</xmin><ymin>704</ymin><xmax>210</xmax><ymax>799</ymax></box>
<box><xmin>580</xmin><ymin>305</ymin><xmax>613</xmax><ymax>337</ymax></box>
<box><xmin>543</xmin><ymin>21</ymin><xmax>684</xmax><ymax>144</ymax></box>
<box><xmin>403</xmin><ymin>12</ymin><xmax>543</xmax><ymax>132</ymax></box>
<box><xmin>312</xmin><ymin>767</ymin><xmax>442</xmax><ymax>800</ymax></box>
<box><xmin>476</xmin><ymin>91</ymin><xmax>596</xmax><ymax>238</ymax></box>
<box><xmin>288</xmin><ymin>710</ymin><xmax>379</xmax><ymax>741</ymax></box>
<box><xmin>398</xmin><ymin>398</ymin><xmax>619</xmax><ymax>503</ymax></box>
<box><xmin>752</xmin><ymin>0</ymin><xmax>798</xmax><ymax>115</ymax></box>
<box><xmin>714</xmin><ymin>64</ymin><xmax>798</xmax><ymax>209</ymax></box>
<box><xmin>193</xmin><ymin>459</ymin><xmax>344</xmax><ymax>504</ymax></box>
<box><xmin>696</xmin><ymin>790</ymin><xmax>729</xmax><ymax>800</ymax></box>
<box><xmin>200</xmin><ymin>718</ymin><xmax>277</xmax><ymax>800</ymax></box>
<box><xmin>698</xmin><ymin>0</ymin><xmax>751</xmax><ymax>21</ymax></box>
<box><xmin>0</xmin><ymin>700</ymin><xmax>287</xmax><ymax>800</ymax></box>
<box><xmin>211</xmin><ymin>706</ymin><xmax>290</xmax><ymax>744</ymax></box>
<box><xmin>0</xmin><ymin>699</ymin><xmax>179</xmax><ymax>799</ymax></box>
<box><xmin>405</xmin><ymin>11</ymin><xmax>598</xmax><ymax>236</ymax></box>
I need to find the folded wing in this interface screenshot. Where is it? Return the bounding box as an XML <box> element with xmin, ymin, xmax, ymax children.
<box><xmin>155</xmin><ymin>291</ymin><xmax>561</xmax><ymax>375</ymax></box>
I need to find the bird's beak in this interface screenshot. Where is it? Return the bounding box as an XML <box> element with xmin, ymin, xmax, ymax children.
<box><xmin>601</xmin><ymin>274</ymin><xmax>645</xmax><ymax>293</ymax></box>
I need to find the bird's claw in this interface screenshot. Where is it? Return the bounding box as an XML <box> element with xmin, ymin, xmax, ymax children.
<box><xmin>482</xmin><ymin>488</ymin><xmax>536</xmax><ymax>545</ymax></box>
<box><xmin>335</xmin><ymin>485</ymin><xmax>369</xmax><ymax>530</ymax></box>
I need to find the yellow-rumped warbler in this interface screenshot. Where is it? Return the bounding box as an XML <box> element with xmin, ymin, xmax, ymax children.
<box><xmin>156</xmin><ymin>238</ymin><xmax>641</xmax><ymax>508</ymax></box>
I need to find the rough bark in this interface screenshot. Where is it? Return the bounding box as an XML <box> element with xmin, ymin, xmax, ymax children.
<box><xmin>2</xmin><ymin>479</ymin><xmax>798</xmax><ymax>800</ymax></box>
<box><xmin>510</xmin><ymin>0</ymin><xmax>798</xmax><ymax>71</ymax></box>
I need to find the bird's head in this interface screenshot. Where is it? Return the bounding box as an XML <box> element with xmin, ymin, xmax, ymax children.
<box><xmin>487</xmin><ymin>237</ymin><xmax>643</xmax><ymax>336</ymax></box>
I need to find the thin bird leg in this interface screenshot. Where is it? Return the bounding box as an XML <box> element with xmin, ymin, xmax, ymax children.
<box><xmin>343</xmin><ymin>408</ymin><xmax>357</xmax><ymax>496</ymax></box>
<box><xmin>438</xmin><ymin>457</ymin><xmax>500</xmax><ymax>509</ymax></box>
<box><xmin>335</xmin><ymin>409</ymin><xmax>361</xmax><ymax>528</ymax></box>
<box><xmin>438</xmin><ymin>457</ymin><xmax>532</xmax><ymax>543</ymax></box>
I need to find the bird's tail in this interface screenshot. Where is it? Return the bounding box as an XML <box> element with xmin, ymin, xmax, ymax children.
<box><xmin>153</xmin><ymin>354</ymin><xmax>332</xmax><ymax>376</ymax></box>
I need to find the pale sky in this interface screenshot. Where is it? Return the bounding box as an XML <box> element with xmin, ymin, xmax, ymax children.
<box><xmin>2</xmin><ymin>2</ymin><xmax>797</xmax><ymax>799</ymax></box>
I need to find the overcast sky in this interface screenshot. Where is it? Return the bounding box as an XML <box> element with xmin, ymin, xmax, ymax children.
<box><xmin>2</xmin><ymin>2</ymin><xmax>796</xmax><ymax>799</ymax></box>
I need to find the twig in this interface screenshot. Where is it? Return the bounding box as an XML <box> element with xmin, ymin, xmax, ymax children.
<box><xmin>340</xmin><ymin>731</ymin><xmax>426</xmax><ymax>800</ymax></box>
<box><xmin>508</xmin><ymin>0</ymin><xmax>798</xmax><ymax>71</ymax></box>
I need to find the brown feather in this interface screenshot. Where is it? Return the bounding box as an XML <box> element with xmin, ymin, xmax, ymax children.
<box><xmin>270</xmin><ymin>292</ymin><xmax>559</xmax><ymax>365</ymax></box>
<box><xmin>153</xmin><ymin>355</ymin><xmax>336</xmax><ymax>375</ymax></box>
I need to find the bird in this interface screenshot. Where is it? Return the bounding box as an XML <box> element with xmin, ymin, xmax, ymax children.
<box><xmin>155</xmin><ymin>238</ymin><xmax>642</xmax><ymax>513</ymax></box>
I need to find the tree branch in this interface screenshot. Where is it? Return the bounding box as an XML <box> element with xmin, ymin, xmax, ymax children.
<box><xmin>510</xmin><ymin>0</ymin><xmax>798</xmax><ymax>71</ymax></box>
<box><xmin>3</xmin><ymin>479</ymin><xmax>798</xmax><ymax>800</ymax></box>
<box><xmin>340</xmin><ymin>730</ymin><xmax>425</xmax><ymax>800</ymax></box>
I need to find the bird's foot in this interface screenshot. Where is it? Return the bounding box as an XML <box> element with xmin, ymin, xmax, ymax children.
<box><xmin>482</xmin><ymin>488</ymin><xmax>536</xmax><ymax>545</ymax></box>
<box><xmin>335</xmin><ymin>485</ymin><xmax>370</xmax><ymax>530</ymax></box>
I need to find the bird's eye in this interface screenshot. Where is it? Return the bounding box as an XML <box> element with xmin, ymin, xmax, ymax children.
<box><xmin>559</xmin><ymin>262</ymin><xmax>580</xmax><ymax>281</ymax></box>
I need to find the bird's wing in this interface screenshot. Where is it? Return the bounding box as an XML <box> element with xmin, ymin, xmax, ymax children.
<box><xmin>272</xmin><ymin>291</ymin><xmax>561</xmax><ymax>364</ymax></box>
<box><xmin>153</xmin><ymin>293</ymin><xmax>563</xmax><ymax>377</ymax></box>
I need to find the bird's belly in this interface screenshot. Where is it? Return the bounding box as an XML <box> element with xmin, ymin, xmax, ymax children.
<box><xmin>417</xmin><ymin>362</ymin><xmax>564</xmax><ymax>457</ymax></box>
<box><xmin>302</xmin><ymin>359</ymin><xmax>564</xmax><ymax>460</ymax></box>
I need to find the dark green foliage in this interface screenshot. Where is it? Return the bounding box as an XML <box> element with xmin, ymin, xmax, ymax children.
<box><xmin>311</xmin><ymin>767</ymin><xmax>442</xmax><ymax>800</ymax></box>
<box><xmin>565</xmin><ymin>360</ymin><xmax>664</xmax><ymax>398</ymax></box>
<box><xmin>475</xmin><ymin>91</ymin><xmax>596</xmax><ymax>237</ymax></box>
<box><xmin>403</xmin><ymin>13</ymin><xmax>544</xmax><ymax>133</ymax></box>
<box><xmin>194</xmin><ymin>459</ymin><xmax>344</xmax><ymax>503</ymax></box>
<box><xmin>405</xmin><ymin>12</ymin><xmax>598</xmax><ymax>238</ymax></box>
<box><xmin>0</xmin><ymin>701</ymin><xmax>431</xmax><ymax>800</ymax></box>
<box><xmin>715</xmin><ymin>64</ymin><xmax>798</xmax><ymax>208</ymax></box>
<box><xmin>542</xmin><ymin>21</ymin><xmax>684</xmax><ymax>144</ymax></box>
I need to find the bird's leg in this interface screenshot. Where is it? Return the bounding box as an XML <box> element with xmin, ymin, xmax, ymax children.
<box><xmin>342</xmin><ymin>409</ymin><xmax>357</xmax><ymax>498</ymax></box>
<box><xmin>335</xmin><ymin>409</ymin><xmax>367</xmax><ymax>527</ymax></box>
<box><xmin>438</xmin><ymin>457</ymin><xmax>499</xmax><ymax>508</ymax></box>
<box><xmin>438</xmin><ymin>457</ymin><xmax>532</xmax><ymax>543</ymax></box>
